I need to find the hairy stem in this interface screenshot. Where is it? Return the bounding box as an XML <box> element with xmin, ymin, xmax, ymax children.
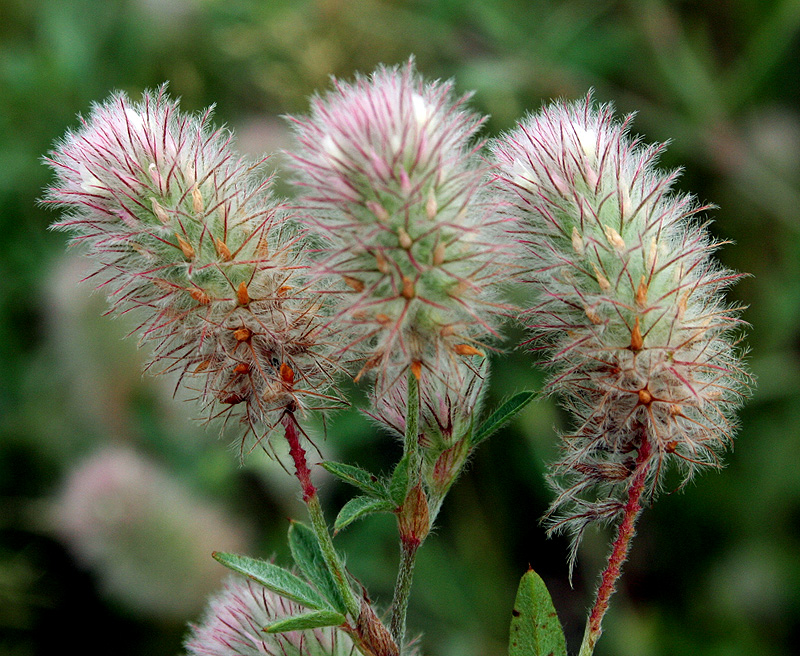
<box><xmin>390</xmin><ymin>371</ymin><xmax>422</xmax><ymax>653</ymax></box>
<box><xmin>390</xmin><ymin>539</ymin><xmax>419</xmax><ymax>650</ymax></box>
<box><xmin>578</xmin><ymin>437</ymin><xmax>652</xmax><ymax>656</ymax></box>
<box><xmin>282</xmin><ymin>412</ymin><xmax>361</xmax><ymax>619</ymax></box>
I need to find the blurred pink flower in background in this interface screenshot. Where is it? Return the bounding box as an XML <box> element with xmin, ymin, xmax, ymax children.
<box><xmin>52</xmin><ymin>446</ymin><xmax>250</xmax><ymax>621</ymax></box>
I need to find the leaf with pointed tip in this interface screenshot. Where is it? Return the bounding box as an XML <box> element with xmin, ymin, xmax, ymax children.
<box><xmin>264</xmin><ymin>610</ymin><xmax>347</xmax><ymax>634</ymax></box>
<box><xmin>472</xmin><ymin>391</ymin><xmax>537</xmax><ymax>447</ymax></box>
<box><xmin>388</xmin><ymin>455</ymin><xmax>410</xmax><ymax>506</ymax></box>
<box><xmin>335</xmin><ymin>496</ymin><xmax>394</xmax><ymax>532</ymax></box>
<box><xmin>288</xmin><ymin>522</ymin><xmax>347</xmax><ymax>614</ymax></box>
<box><xmin>213</xmin><ymin>552</ymin><xmax>327</xmax><ymax>610</ymax></box>
<box><xmin>321</xmin><ymin>461</ymin><xmax>386</xmax><ymax>498</ymax></box>
<box><xmin>508</xmin><ymin>569</ymin><xmax>567</xmax><ymax>656</ymax></box>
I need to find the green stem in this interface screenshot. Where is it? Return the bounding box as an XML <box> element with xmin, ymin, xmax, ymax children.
<box><xmin>282</xmin><ymin>412</ymin><xmax>361</xmax><ymax>620</ymax></box>
<box><xmin>389</xmin><ymin>371</ymin><xmax>422</xmax><ymax>653</ymax></box>
<box><xmin>306</xmin><ymin>492</ymin><xmax>361</xmax><ymax>618</ymax></box>
<box><xmin>389</xmin><ymin>539</ymin><xmax>419</xmax><ymax>650</ymax></box>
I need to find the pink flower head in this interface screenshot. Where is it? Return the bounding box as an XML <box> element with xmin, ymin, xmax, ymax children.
<box><xmin>288</xmin><ymin>60</ymin><xmax>512</xmax><ymax>391</ymax></box>
<box><xmin>491</xmin><ymin>93</ymin><xmax>752</xmax><ymax>564</ymax></box>
<box><xmin>44</xmin><ymin>88</ymin><xmax>343</xmax><ymax>451</ymax></box>
<box><xmin>53</xmin><ymin>447</ymin><xmax>249</xmax><ymax>619</ymax></box>
<box><xmin>185</xmin><ymin>577</ymin><xmax>356</xmax><ymax>656</ymax></box>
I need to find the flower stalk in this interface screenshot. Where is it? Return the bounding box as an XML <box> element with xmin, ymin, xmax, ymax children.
<box><xmin>579</xmin><ymin>433</ymin><xmax>651</xmax><ymax>656</ymax></box>
<box><xmin>389</xmin><ymin>539</ymin><xmax>419</xmax><ymax>653</ymax></box>
<box><xmin>389</xmin><ymin>371</ymin><xmax>423</xmax><ymax>651</ymax></box>
<box><xmin>44</xmin><ymin>69</ymin><xmax>753</xmax><ymax>656</ymax></box>
<box><xmin>403</xmin><ymin>371</ymin><xmax>421</xmax><ymax>477</ymax></box>
<box><xmin>281</xmin><ymin>411</ymin><xmax>361</xmax><ymax>620</ymax></box>
<box><xmin>289</xmin><ymin>61</ymin><xmax>509</xmax><ymax>652</ymax></box>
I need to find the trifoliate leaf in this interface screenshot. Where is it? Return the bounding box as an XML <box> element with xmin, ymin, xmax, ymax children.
<box><xmin>321</xmin><ymin>461</ymin><xmax>386</xmax><ymax>498</ymax></box>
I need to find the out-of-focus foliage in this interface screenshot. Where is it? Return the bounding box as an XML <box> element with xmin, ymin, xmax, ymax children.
<box><xmin>1</xmin><ymin>1</ymin><xmax>798</xmax><ymax>655</ymax></box>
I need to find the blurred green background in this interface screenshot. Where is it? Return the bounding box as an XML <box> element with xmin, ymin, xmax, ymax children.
<box><xmin>2</xmin><ymin>0</ymin><xmax>799</xmax><ymax>654</ymax></box>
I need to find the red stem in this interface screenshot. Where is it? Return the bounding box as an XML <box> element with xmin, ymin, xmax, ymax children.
<box><xmin>282</xmin><ymin>412</ymin><xmax>317</xmax><ymax>502</ymax></box>
<box><xmin>584</xmin><ymin>436</ymin><xmax>652</xmax><ymax>651</ymax></box>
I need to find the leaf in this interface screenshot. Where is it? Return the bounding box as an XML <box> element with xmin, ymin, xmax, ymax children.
<box><xmin>334</xmin><ymin>496</ymin><xmax>394</xmax><ymax>532</ymax></box>
<box><xmin>472</xmin><ymin>391</ymin><xmax>537</xmax><ymax>447</ymax></box>
<box><xmin>508</xmin><ymin>569</ymin><xmax>567</xmax><ymax>656</ymax></box>
<box><xmin>264</xmin><ymin>609</ymin><xmax>347</xmax><ymax>633</ymax></box>
<box><xmin>288</xmin><ymin>522</ymin><xmax>347</xmax><ymax>614</ymax></box>
<box><xmin>213</xmin><ymin>552</ymin><xmax>327</xmax><ymax>610</ymax></box>
<box><xmin>388</xmin><ymin>454</ymin><xmax>411</xmax><ymax>506</ymax></box>
<box><xmin>321</xmin><ymin>461</ymin><xmax>386</xmax><ymax>498</ymax></box>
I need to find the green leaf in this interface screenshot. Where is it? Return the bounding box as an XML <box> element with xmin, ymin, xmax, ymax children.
<box><xmin>472</xmin><ymin>391</ymin><xmax>537</xmax><ymax>447</ymax></box>
<box><xmin>213</xmin><ymin>552</ymin><xmax>327</xmax><ymax>610</ymax></box>
<box><xmin>264</xmin><ymin>609</ymin><xmax>347</xmax><ymax>634</ymax></box>
<box><xmin>288</xmin><ymin>522</ymin><xmax>346</xmax><ymax>614</ymax></box>
<box><xmin>388</xmin><ymin>455</ymin><xmax>411</xmax><ymax>506</ymax></box>
<box><xmin>508</xmin><ymin>569</ymin><xmax>567</xmax><ymax>656</ymax></box>
<box><xmin>334</xmin><ymin>496</ymin><xmax>394</xmax><ymax>532</ymax></box>
<box><xmin>321</xmin><ymin>461</ymin><xmax>386</xmax><ymax>498</ymax></box>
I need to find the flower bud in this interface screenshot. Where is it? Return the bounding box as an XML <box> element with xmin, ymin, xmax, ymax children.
<box><xmin>370</xmin><ymin>359</ymin><xmax>487</xmax><ymax>497</ymax></box>
<box><xmin>397</xmin><ymin>484</ymin><xmax>430</xmax><ymax>547</ymax></box>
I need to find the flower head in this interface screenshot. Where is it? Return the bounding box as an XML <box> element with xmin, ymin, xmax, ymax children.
<box><xmin>53</xmin><ymin>447</ymin><xmax>249</xmax><ymax>619</ymax></box>
<box><xmin>45</xmin><ymin>88</ymin><xmax>342</xmax><ymax>449</ymax></box>
<box><xmin>371</xmin><ymin>358</ymin><xmax>487</xmax><ymax>498</ymax></box>
<box><xmin>288</xmin><ymin>61</ymin><xmax>511</xmax><ymax>391</ymax></box>
<box><xmin>491</xmin><ymin>94</ymin><xmax>752</xmax><ymax>562</ymax></box>
<box><xmin>186</xmin><ymin>577</ymin><xmax>355</xmax><ymax>656</ymax></box>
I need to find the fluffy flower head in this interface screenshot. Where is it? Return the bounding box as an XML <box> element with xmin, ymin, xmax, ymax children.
<box><xmin>45</xmin><ymin>88</ymin><xmax>342</xmax><ymax>448</ymax></box>
<box><xmin>186</xmin><ymin>577</ymin><xmax>355</xmax><ymax>656</ymax></box>
<box><xmin>289</xmin><ymin>61</ymin><xmax>510</xmax><ymax>390</ymax></box>
<box><xmin>53</xmin><ymin>447</ymin><xmax>248</xmax><ymax>619</ymax></box>
<box><xmin>491</xmin><ymin>94</ymin><xmax>751</xmax><ymax>560</ymax></box>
